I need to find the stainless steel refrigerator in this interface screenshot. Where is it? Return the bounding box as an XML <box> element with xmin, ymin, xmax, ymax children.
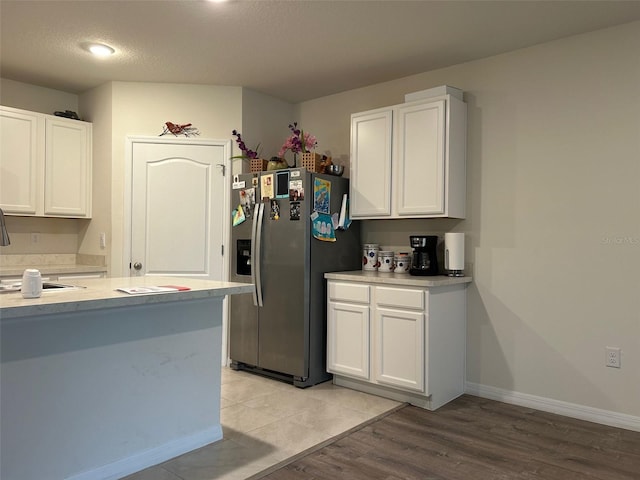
<box><xmin>229</xmin><ymin>168</ymin><xmax>360</xmax><ymax>387</ymax></box>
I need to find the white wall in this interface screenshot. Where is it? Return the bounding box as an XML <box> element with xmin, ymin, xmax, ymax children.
<box><xmin>299</xmin><ymin>21</ymin><xmax>640</xmax><ymax>419</ymax></box>
<box><xmin>239</xmin><ymin>88</ymin><xmax>295</xmax><ymax>173</ymax></box>
<box><xmin>0</xmin><ymin>216</ymin><xmax>81</xmax><ymax>255</ymax></box>
<box><xmin>0</xmin><ymin>78</ymin><xmax>78</xmax><ymax>115</ymax></box>
<box><xmin>78</xmin><ymin>83</ymin><xmax>113</xmax><ymax>266</ymax></box>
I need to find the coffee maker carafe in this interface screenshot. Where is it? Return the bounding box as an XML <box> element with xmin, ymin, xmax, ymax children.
<box><xmin>409</xmin><ymin>235</ymin><xmax>439</xmax><ymax>276</ymax></box>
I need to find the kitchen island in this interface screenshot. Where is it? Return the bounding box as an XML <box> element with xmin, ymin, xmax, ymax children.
<box><xmin>0</xmin><ymin>276</ymin><xmax>253</xmax><ymax>480</ymax></box>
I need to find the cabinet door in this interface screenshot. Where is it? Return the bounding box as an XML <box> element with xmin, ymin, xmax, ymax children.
<box><xmin>0</xmin><ymin>107</ymin><xmax>41</xmax><ymax>214</ymax></box>
<box><xmin>44</xmin><ymin>117</ymin><xmax>92</xmax><ymax>217</ymax></box>
<box><xmin>350</xmin><ymin>108</ymin><xmax>392</xmax><ymax>218</ymax></box>
<box><xmin>395</xmin><ymin>99</ymin><xmax>445</xmax><ymax>216</ymax></box>
<box><xmin>327</xmin><ymin>301</ymin><xmax>370</xmax><ymax>380</ymax></box>
<box><xmin>374</xmin><ymin>307</ymin><xmax>425</xmax><ymax>392</ymax></box>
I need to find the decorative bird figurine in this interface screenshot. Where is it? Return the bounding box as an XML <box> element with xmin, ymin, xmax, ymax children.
<box><xmin>160</xmin><ymin>122</ymin><xmax>200</xmax><ymax>137</ymax></box>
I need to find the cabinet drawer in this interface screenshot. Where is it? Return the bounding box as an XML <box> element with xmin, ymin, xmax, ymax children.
<box><xmin>375</xmin><ymin>286</ymin><xmax>424</xmax><ymax>310</ymax></box>
<box><xmin>328</xmin><ymin>282</ymin><xmax>370</xmax><ymax>303</ymax></box>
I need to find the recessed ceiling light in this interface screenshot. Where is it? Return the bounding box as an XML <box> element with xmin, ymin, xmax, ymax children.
<box><xmin>86</xmin><ymin>43</ymin><xmax>115</xmax><ymax>57</ymax></box>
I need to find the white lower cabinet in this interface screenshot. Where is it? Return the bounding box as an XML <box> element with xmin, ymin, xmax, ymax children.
<box><xmin>327</xmin><ymin>278</ymin><xmax>467</xmax><ymax>410</ymax></box>
<box><xmin>375</xmin><ymin>307</ymin><xmax>425</xmax><ymax>392</ymax></box>
<box><xmin>327</xmin><ymin>282</ymin><xmax>370</xmax><ymax>380</ymax></box>
<box><xmin>327</xmin><ymin>301</ymin><xmax>370</xmax><ymax>380</ymax></box>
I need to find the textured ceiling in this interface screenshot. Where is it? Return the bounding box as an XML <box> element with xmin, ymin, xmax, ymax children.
<box><xmin>1</xmin><ymin>0</ymin><xmax>640</xmax><ymax>103</ymax></box>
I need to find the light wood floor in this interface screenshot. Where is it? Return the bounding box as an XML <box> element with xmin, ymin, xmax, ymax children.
<box><xmin>255</xmin><ymin>394</ymin><xmax>640</xmax><ymax>480</ymax></box>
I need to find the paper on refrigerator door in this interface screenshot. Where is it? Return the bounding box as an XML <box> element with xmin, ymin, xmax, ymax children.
<box><xmin>337</xmin><ymin>193</ymin><xmax>351</xmax><ymax>230</ymax></box>
<box><xmin>311</xmin><ymin>212</ymin><xmax>336</xmax><ymax>242</ymax></box>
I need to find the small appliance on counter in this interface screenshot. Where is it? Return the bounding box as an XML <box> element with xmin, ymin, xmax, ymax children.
<box><xmin>409</xmin><ymin>235</ymin><xmax>439</xmax><ymax>276</ymax></box>
<box><xmin>444</xmin><ymin>232</ymin><xmax>465</xmax><ymax>277</ymax></box>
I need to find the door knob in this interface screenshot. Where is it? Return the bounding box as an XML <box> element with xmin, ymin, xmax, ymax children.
<box><xmin>133</xmin><ymin>262</ymin><xmax>143</xmax><ymax>270</ymax></box>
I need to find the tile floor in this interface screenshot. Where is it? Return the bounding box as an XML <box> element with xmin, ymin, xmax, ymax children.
<box><xmin>123</xmin><ymin>367</ymin><xmax>401</xmax><ymax>480</ymax></box>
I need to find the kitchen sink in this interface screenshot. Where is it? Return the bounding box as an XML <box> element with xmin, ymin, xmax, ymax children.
<box><xmin>42</xmin><ymin>282</ymin><xmax>78</xmax><ymax>289</ymax></box>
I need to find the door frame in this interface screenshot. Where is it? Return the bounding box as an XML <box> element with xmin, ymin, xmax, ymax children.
<box><xmin>123</xmin><ymin>136</ymin><xmax>232</xmax><ymax>363</ymax></box>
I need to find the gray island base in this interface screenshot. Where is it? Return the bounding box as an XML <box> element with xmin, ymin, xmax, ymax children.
<box><xmin>0</xmin><ymin>276</ymin><xmax>253</xmax><ymax>480</ymax></box>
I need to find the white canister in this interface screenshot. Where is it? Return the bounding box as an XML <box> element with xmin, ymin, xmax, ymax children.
<box><xmin>394</xmin><ymin>252</ymin><xmax>411</xmax><ymax>274</ymax></box>
<box><xmin>362</xmin><ymin>244</ymin><xmax>379</xmax><ymax>271</ymax></box>
<box><xmin>21</xmin><ymin>268</ymin><xmax>43</xmax><ymax>298</ymax></box>
<box><xmin>378</xmin><ymin>251</ymin><xmax>394</xmax><ymax>273</ymax></box>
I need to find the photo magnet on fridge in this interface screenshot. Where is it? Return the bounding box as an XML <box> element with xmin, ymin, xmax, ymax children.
<box><xmin>261</xmin><ymin>174</ymin><xmax>274</xmax><ymax>199</ymax></box>
<box><xmin>290</xmin><ymin>201</ymin><xmax>301</xmax><ymax>220</ymax></box>
<box><xmin>239</xmin><ymin>188</ymin><xmax>255</xmax><ymax>218</ymax></box>
<box><xmin>276</xmin><ymin>171</ymin><xmax>290</xmax><ymax>198</ymax></box>
<box><xmin>289</xmin><ymin>180</ymin><xmax>304</xmax><ymax>201</ymax></box>
<box><xmin>270</xmin><ymin>199</ymin><xmax>280</xmax><ymax>220</ymax></box>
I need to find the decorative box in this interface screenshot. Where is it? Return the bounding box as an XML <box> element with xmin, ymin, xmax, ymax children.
<box><xmin>250</xmin><ymin>158</ymin><xmax>268</xmax><ymax>173</ymax></box>
<box><xmin>301</xmin><ymin>152</ymin><xmax>326</xmax><ymax>173</ymax></box>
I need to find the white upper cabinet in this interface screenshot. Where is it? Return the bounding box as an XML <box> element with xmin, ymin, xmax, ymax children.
<box><xmin>44</xmin><ymin>116</ymin><xmax>92</xmax><ymax>217</ymax></box>
<box><xmin>350</xmin><ymin>92</ymin><xmax>466</xmax><ymax>219</ymax></box>
<box><xmin>395</xmin><ymin>100</ymin><xmax>445</xmax><ymax>216</ymax></box>
<box><xmin>350</xmin><ymin>108</ymin><xmax>393</xmax><ymax>217</ymax></box>
<box><xmin>0</xmin><ymin>106</ymin><xmax>92</xmax><ymax>218</ymax></box>
<box><xmin>0</xmin><ymin>108</ymin><xmax>40</xmax><ymax>214</ymax></box>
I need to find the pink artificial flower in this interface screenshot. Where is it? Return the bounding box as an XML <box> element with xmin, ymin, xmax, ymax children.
<box><xmin>278</xmin><ymin>123</ymin><xmax>318</xmax><ymax>157</ymax></box>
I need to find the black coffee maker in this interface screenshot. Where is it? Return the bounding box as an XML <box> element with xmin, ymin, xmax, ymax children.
<box><xmin>409</xmin><ymin>235</ymin><xmax>439</xmax><ymax>276</ymax></box>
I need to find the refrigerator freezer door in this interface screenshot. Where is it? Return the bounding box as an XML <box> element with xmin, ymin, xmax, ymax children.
<box><xmin>229</xmin><ymin>173</ymin><xmax>260</xmax><ymax>367</ymax></box>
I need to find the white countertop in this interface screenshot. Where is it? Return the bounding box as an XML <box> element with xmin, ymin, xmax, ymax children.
<box><xmin>0</xmin><ymin>276</ymin><xmax>254</xmax><ymax>320</ymax></box>
<box><xmin>324</xmin><ymin>270</ymin><xmax>472</xmax><ymax>287</ymax></box>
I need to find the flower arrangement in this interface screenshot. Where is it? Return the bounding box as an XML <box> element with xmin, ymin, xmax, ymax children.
<box><xmin>278</xmin><ymin>122</ymin><xmax>317</xmax><ymax>157</ymax></box>
<box><xmin>231</xmin><ymin>130</ymin><xmax>260</xmax><ymax>159</ymax></box>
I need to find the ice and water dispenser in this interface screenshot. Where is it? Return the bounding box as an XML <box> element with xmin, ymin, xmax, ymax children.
<box><xmin>236</xmin><ymin>239</ymin><xmax>252</xmax><ymax>276</ymax></box>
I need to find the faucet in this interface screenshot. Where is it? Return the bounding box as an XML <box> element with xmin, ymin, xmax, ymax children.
<box><xmin>0</xmin><ymin>208</ymin><xmax>10</xmax><ymax>246</ymax></box>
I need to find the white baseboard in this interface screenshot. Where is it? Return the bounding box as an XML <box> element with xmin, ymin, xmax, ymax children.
<box><xmin>465</xmin><ymin>382</ymin><xmax>640</xmax><ymax>432</ymax></box>
<box><xmin>67</xmin><ymin>425</ymin><xmax>223</xmax><ymax>480</ymax></box>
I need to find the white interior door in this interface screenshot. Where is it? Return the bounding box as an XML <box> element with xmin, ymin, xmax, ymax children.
<box><xmin>129</xmin><ymin>139</ymin><xmax>229</xmax><ymax>280</ymax></box>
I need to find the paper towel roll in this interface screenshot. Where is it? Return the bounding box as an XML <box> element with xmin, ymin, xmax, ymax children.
<box><xmin>444</xmin><ymin>233</ymin><xmax>465</xmax><ymax>275</ymax></box>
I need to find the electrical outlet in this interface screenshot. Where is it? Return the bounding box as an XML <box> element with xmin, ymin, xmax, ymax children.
<box><xmin>606</xmin><ymin>347</ymin><xmax>621</xmax><ymax>368</ymax></box>
<box><xmin>31</xmin><ymin>233</ymin><xmax>40</xmax><ymax>244</ymax></box>
<box><xmin>99</xmin><ymin>232</ymin><xmax>106</xmax><ymax>249</ymax></box>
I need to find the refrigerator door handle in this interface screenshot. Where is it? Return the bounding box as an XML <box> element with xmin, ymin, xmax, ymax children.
<box><xmin>250</xmin><ymin>203</ymin><xmax>260</xmax><ymax>306</ymax></box>
<box><xmin>254</xmin><ymin>202</ymin><xmax>265</xmax><ymax>307</ymax></box>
